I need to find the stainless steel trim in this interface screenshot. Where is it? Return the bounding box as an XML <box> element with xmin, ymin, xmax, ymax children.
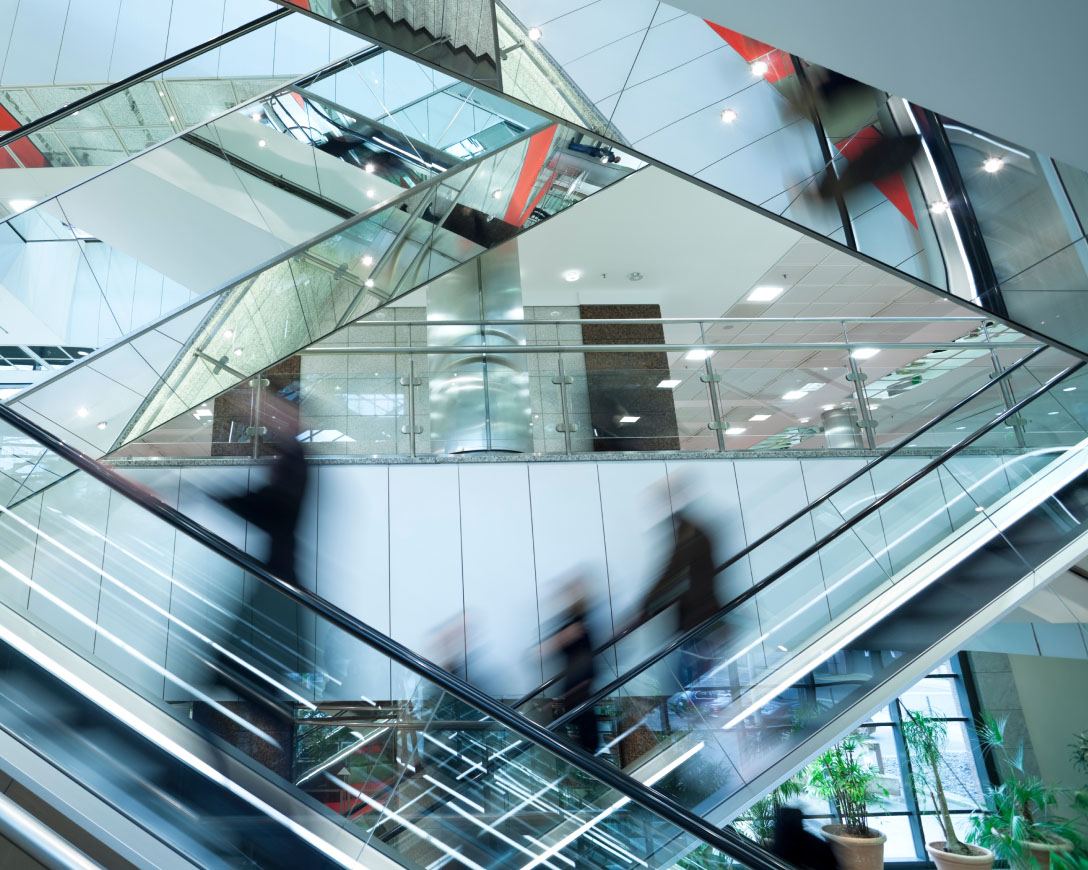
<box><xmin>0</xmin><ymin>791</ymin><xmax>106</xmax><ymax>870</ymax></box>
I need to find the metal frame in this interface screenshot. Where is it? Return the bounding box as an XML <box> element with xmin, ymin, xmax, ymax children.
<box><xmin>0</xmin><ymin>790</ymin><xmax>107</xmax><ymax>870</ymax></box>
<box><xmin>545</xmin><ymin>358</ymin><xmax>1084</xmax><ymax>727</ymax></box>
<box><xmin>0</xmin><ymin>400</ymin><xmax>796</xmax><ymax>870</ymax></box>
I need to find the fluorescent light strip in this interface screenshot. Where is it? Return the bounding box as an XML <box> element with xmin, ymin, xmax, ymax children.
<box><xmin>422</xmin><ymin>775</ymin><xmax>486</xmax><ymax>814</ymax></box>
<box><xmin>0</xmin><ymin>617</ymin><xmax>367</xmax><ymax>870</ymax></box>
<box><xmin>3</xmin><ymin>506</ymin><xmax>317</xmax><ymax>710</ymax></box>
<box><xmin>422</xmin><ymin>732</ymin><xmax>487</xmax><ymax>776</ymax></box>
<box><xmin>941</xmin><ymin>123</ymin><xmax>1032</xmax><ymax>159</ymax></box>
<box><xmin>51</xmin><ymin>507</ymin><xmax>325</xmax><ymax>691</ymax></box>
<box><xmin>296</xmin><ymin>727</ymin><xmax>389</xmax><ymax>786</ymax></box>
<box><xmin>370</xmin><ymin>135</ymin><xmax>447</xmax><ymax>171</ymax></box>
<box><xmin>0</xmin><ymin>555</ymin><xmax>277</xmax><ymax>746</ymax></box>
<box><xmin>332</xmin><ymin>776</ymin><xmax>488</xmax><ymax>870</ymax></box>
<box><xmin>525</xmin><ymin>836</ymin><xmax>576</xmax><ymax>868</ymax></box>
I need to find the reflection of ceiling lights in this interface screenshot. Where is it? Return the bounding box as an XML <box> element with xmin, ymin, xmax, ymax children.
<box><xmin>366</xmin><ymin>189</ymin><xmax>375</xmax><ymax>198</ymax></box>
<box><xmin>851</xmin><ymin>347</ymin><xmax>880</xmax><ymax>360</ymax></box>
<box><xmin>1063</xmin><ymin>386</ymin><xmax>1077</xmax><ymax>392</ymax></box>
<box><xmin>628</xmin><ymin>272</ymin><xmax>644</xmax><ymax>281</ymax></box>
<box><xmin>492</xmin><ymin>189</ymin><xmax>503</xmax><ymax>199</ymax></box>
<box><xmin>657</xmin><ymin>379</ymin><xmax>681</xmax><ymax>389</ymax></box>
<box><xmin>365</xmin><ymin>279</ymin><xmax>375</xmax><ymax>288</ymax></box>
<box><xmin>258</xmin><ymin>139</ymin><xmax>266</xmax><ymax>147</ymax></box>
<box><xmin>747</xmin><ymin>285</ymin><xmax>784</xmax><ymax>302</ymax></box>
<box><xmin>193</xmin><ymin>409</ymin><xmax>213</xmax><ymax>418</ymax></box>
<box><xmin>76</xmin><ymin>407</ymin><xmax>88</xmax><ymax>417</ymax></box>
<box><xmin>822</xmin><ymin>404</ymin><xmax>836</xmax><ymax>411</ymax></box>
<box><xmin>782</xmin><ymin>390</ymin><xmax>806</xmax><ymax>401</ymax></box>
<box><xmin>799</xmin><ymin>418</ymin><xmax>810</xmax><ymax>423</ymax></box>
<box><xmin>223</xmin><ymin>329</ymin><xmax>234</xmax><ymax>339</ymax></box>
<box><xmin>685</xmin><ymin>349</ymin><xmax>712</xmax><ymax>361</ymax></box>
<box><xmin>929</xmin><ymin>200</ymin><xmax>951</xmax><ymax>214</ymax></box>
<box><xmin>527</xmin><ymin>26</ymin><xmax>542</xmax><ymax>40</ymax></box>
<box><xmin>720</xmin><ymin>108</ymin><xmax>738</xmax><ymax>123</ymax></box>
<box><xmin>749</xmin><ymin>414</ymin><xmax>771</xmax><ymax>421</ymax></box>
<box><xmin>982</xmin><ymin>157</ymin><xmax>1005</xmax><ymax>173</ymax></box>
<box><xmin>563</xmin><ymin>269</ymin><xmax>581</xmax><ymax>282</ymax></box>
<box><xmin>234</xmin><ymin>348</ymin><xmax>243</xmax><ymax>356</ymax></box>
<box><xmin>725</xmin><ymin>426</ymin><xmax>746</xmax><ymax>435</ymax></box>
<box><xmin>751</xmin><ymin>60</ymin><xmax>769</xmax><ymax>77</ymax></box>
<box><xmin>250</xmin><ymin>112</ymin><xmax>261</xmax><ymax>121</ymax></box>
<box><xmin>8</xmin><ymin>199</ymin><xmax>35</xmax><ymax>212</ymax></box>
<box><xmin>619</xmin><ymin>416</ymin><xmax>640</xmax><ymax>423</ymax></box>
<box><xmin>361</xmin><ymin>255</ymin><xmax>374</xmax><ymax>266</ymax></box>
<box><xmin>365</xmin><ymin>163</ymin><xmax>375</xmax><ymax>173</ymax></box>
<box><xmin>96</xmin><ymin>421</ymin><xmax>107</xmax><ymax>430</ymax></box>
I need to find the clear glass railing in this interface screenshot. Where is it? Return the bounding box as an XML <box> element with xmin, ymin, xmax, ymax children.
<box><xmin>495</xmin><ymin>354</ymin><xmax>1088</xmax><ymax>826</ymax></box>
<box><xmin>0</xmin><ymin>10</ymin><xmax>359</xmax><ymax>179</ymax></box>
<box><xmin>7</xmin><ymin>122</ymin><xmax>641</xmax><ymax>465</ymax></box>
<box><xmin>0</xmin><ymin>37</ymin><xmax>552</xmax><ymax>358</ymax></box>
<box><xmin>0</xmin><ymin>402</ymin><xmax>780</xmax><ymax>870</ymax></box>
<box><xmin>106</xmin><ymin>315</ymin><xmax>1046</xmax><ymax>461</ymax></box>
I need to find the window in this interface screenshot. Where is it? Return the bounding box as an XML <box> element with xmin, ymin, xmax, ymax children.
<box><xmin>798</xmin><ymin>655</ymin><xmax>989</xmax><ymax>863</ymax></box>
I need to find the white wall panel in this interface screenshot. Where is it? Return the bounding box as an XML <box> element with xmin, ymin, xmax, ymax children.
<box><xmin>53</xmin><ymin>0</ymin><xmax>123</xmax><ymax>84</ymax></box>
<box><xmin>458</xmin><ymin>464</ymin><xmax>539</xmax><ymax>696</ymax></box>
<box><xmin>110</xmin><ymin>0</ymin><xmax>172</xmax><ymax>82</ymax></box>
<box><xmin>388</xmin><ymin>465</ymin><xmax>463</xmax><ymax>665</ymax></box>
<box><xmin>3</xmin><ymin>0</ymin><xmax>67</xmax><ymax>85</ymax></box>
<box><xmin>527</xmin><ymin>462</ymin><xmax>613</xmax><ymax>678</ymax></box>
<box><xmin>869</xmin><ymin>457</ymin><xmax>953</xmax><ymax>575</ymax></box>
<box><xmin>314</xmin><ymin>464</ymin><xmax>390</xmax><ymax>701</ymax></box>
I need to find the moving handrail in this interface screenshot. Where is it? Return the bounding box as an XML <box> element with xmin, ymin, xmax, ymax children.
<box><xmin>0</xmin><ymin>791</ymin><xmax>106</xmax><ymax>870</ymax></box>
<box><xmin>0</xmin><ymin>8</ymin><xmax>292</xmax><ymax>153</ymax></box>
<box><xmin>512</xmin><ymin>342</ymin><xmax>1052</xmax><ymax>709</ymax></box>
<box><xmin>548</xmin><ymin>356</ymin><xmax>1085</xmax><ymax>730</ymax></box>
<box><xmin>0</xmin><ymin>401</ymin><xmax>795</xmax><ymax>870</ymax></box>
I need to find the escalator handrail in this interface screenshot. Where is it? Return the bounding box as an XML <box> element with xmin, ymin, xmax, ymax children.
<box><xmin>0</xmin><ymin>789</ymin><xmax>107</xmax><ymax>870</ymax></box>
<box><xmin>549</xmin><ymin>357</ymin><xmax>1086</xmax><ymax>730</ymax></box>
<box><xmin>0</xmin><ymin>402</ymin><xmax>795</xmax><ymax>870</ymax></box>
<box><xmin>513</xmin><ymin>342</ymin><xmax>1051</xmax><ymax>709</ymax></box>
<box><xmin>0</xmin><ymin>9</ymin><xmax>293</xmax><ymax>152</ymax></box>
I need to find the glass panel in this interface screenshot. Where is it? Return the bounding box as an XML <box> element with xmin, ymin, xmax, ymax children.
<box><xmin>0</xmin><ymin>409</ymin><xmax>756</xmax><ymax>870</ymax></box>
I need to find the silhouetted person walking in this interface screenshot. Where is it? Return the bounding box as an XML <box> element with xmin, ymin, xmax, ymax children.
<box><xmin>770</xmin><ymin>807</ymin><xmax>839</xmax><ymax>870</ymax></box>
<box><xmin>542</xmin><ymin>584</ymin><xmax>600</xmax><ymax>754</ymax></box>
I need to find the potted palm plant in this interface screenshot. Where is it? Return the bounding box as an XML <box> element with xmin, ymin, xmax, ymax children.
<box><xmin>899</xmin><ymin>704</ymin><xmax>994</xmax><ymax>870</ymax></box>
<box><xmin>805</xmin><ymin>733</ymin><xmax>889</xmax><ymax>870</ymax></box>
<box><xmin>735</xmin><ymin>775</ymin><xmax>806</xmax><ymax>845</ymax></box>
<box><xmin>967</xmin><ymin>713</ymin><xmax>1083</xmax><ymax>870</ymax></box>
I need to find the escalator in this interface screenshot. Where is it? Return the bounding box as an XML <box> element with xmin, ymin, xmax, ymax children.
<box><xmin>444</xmin><ymin>345</ymin><xmax>1088</xmax><ymax>843</ymax></box>
<box><xmin>0</xmin><ymin>401</ymin><xmax>789</xmax><ymax>870</ymax></box>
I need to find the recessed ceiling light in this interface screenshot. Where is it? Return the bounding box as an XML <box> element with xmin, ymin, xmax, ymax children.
<box><xmin>751</xmin><ymin>60</ymin><xmax>769</xmax><ymax>77</ymax></box>
<box><xmin>929</xmin><ymin>200</ymin><xmax>951</xmax><ymax>214</ymax></box>
<box><xmin>8</xmin><ymin>199</ymin><xmax>35</xmax><ymax>212</ymax></box>
<box><xmin>223</xmin><ymin>329</ymin><xmax>234</xmax><ymax>339</ymax></box>
<box><xmin>365</xmin><ymin>279</ymin><xmax>375</xmax><ymax>288</ymax></box>
<box><xmin>234</xmin><ymin>348</ymin><xmax>243</xmax><ymax>356</ymax></box>
<box><xmin>725</xmin><ymin>426</ymin><xmax>747</xmax><ymax>435</ymax></box>
<box><xmin>955</xmin><ymin>426</ymin><xmax>966</xmax><ymax>430</ymax></box>
<box><xmin>720</xmin><ymin>108</ymin><xmax>738</xmax><ymax>123</ymax></box>
<box><xmin>868</xmin><ymin>404</ymin><xmax>880</xmax><ymax>411</ymax></box>
<box><xmin>365</xmin><ymin>163</ymin><xmax>375</xmax><ymax>173</ymax></box>
<box><xmin>366</xmin><ymin>189</ymin><xmax>375</xmax><ymax>198</ymax></box>
<box><xmin>361</xmin><ymin>254</ymin><xmax>374</xmax><ymax>266</ymax></box>
<box><xmin>777</xmin><ymin>645</ymin><xmax>788</xmax><ymax>652</ymax></box>
<box><xmin>685</xmin><ymin>349</ymin><xmax>712</xmax><ymax>361</ymax></box>
<box><xmin>169</xmin><ymin>115</ymin><xmax>175</xmax><ymax>122</ymax></box>
<box><xmin>749</xmin><ymin>414</ymin><xmax>771</xmax><ymax>421</ymax></box>
<box><xmin>782</xmin><ymin>390</ymin><xmax>807</xmax><ymax>401</ymax></box>
<box><xmin>563</xmin><ymin>269</ymin><xmax>581</xmax><ymax>282</ymax></box>
<box><xmin>258</xmin><ymin>139</ymin><xmax>266</xmax><ymax>147</ymax></box>
<box><xmin>983</xmin><ymin>157</ymin><xmax>1005</xmax><ymax>173</ymax></box>
<box><xmin>1048</xmin><ymin>411</ymin><xmax>1059</xmax><ymax>415</ymax></box>
<box><xmin>851</xmin><ymin>347</ymin><xmax>880</xmax><ymax>360</ymax></box>
<box><xmin>822</xmin><ymin>404</ymin><xmax>836</xmax><ymax>411</ymax></box>
<box><xmin>492</xmin><ymin>189</ymin><xmax>503</xmax><ymax>199</ymax></box>
<box><xmin>76</xmin><ymin>407</ymin><xmax>88</xmax><ymax>418</ymax></box>
<box><xmin>657</xmin><ymin>379</ymin><xmax>681</xmax><ymax>389</ymax></box>
<box><xmin>799</xmin><ymin>418</ymin><xmax>810</xmax><ymax>423</ymax></box>
<box><xmin>250</xmin><ymin>112</ymin><xmax>261</xmax><ymax>121</ymax></box>
<box><xmin>1063</xmin><ymin>386</ymin><xmax>1076</xmax><ymax>392</ymax></box>
<box><xmin>527</xmin><ymin>26</ymin><xmax>542</xmax><ymax>41</ymax></box>
<box><xmin>193</xmin><ymin>409</ymin><xmax>212</xmax><ymax>418</ymax></box>
<box><xmin>96</xmin><ymin>421</ymin><xmax>107</xmax><ymax>430</ymax></box>
<box><xmin>619</xmin><ymin>416</ymin><xmax>640</xmax><ymax>423</ymax></box>
<box><xmin>747</xmin><ymin>285</ymin><xmax>784</xmax><ymax>302</ymax></box>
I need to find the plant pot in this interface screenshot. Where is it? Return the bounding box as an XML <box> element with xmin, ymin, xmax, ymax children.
<box><xmin>821</xmin><ymin>824</ymin><xmax>887</xmax><ymax>870</ymax></box>
<box><xmin>1021</xmin><ymin>835</ymin><xmax>1073</xmax><ymax>870</ymax></box>
<box><xmin>926</xmin><ymin>841</ymin><xmax>994</xmax><ymax>870</ymax></box>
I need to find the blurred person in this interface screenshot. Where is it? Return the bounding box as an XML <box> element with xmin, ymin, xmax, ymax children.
<box><xmin>217</xmin><ymin>392</ymin><xmax>310</xmax><ymax>588</ymax></box>
<box><xmin>540</xmin><ymin>579</ymin><xmax>600</xmax><ymax>753</ymax></box>
<box><xmin>770</xmin><ymin>806</ymin><xmax>839</xmax><ymax>870</ymax></box>
<box><xmin>635</xmin><ymin>486</ymin><xmax>724</xmax><ymax>687</ymax></box>
<box><xmin>809</xmin><ymin>69</ymin><xmax>921</xmax><ymax>202</ymax></box>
